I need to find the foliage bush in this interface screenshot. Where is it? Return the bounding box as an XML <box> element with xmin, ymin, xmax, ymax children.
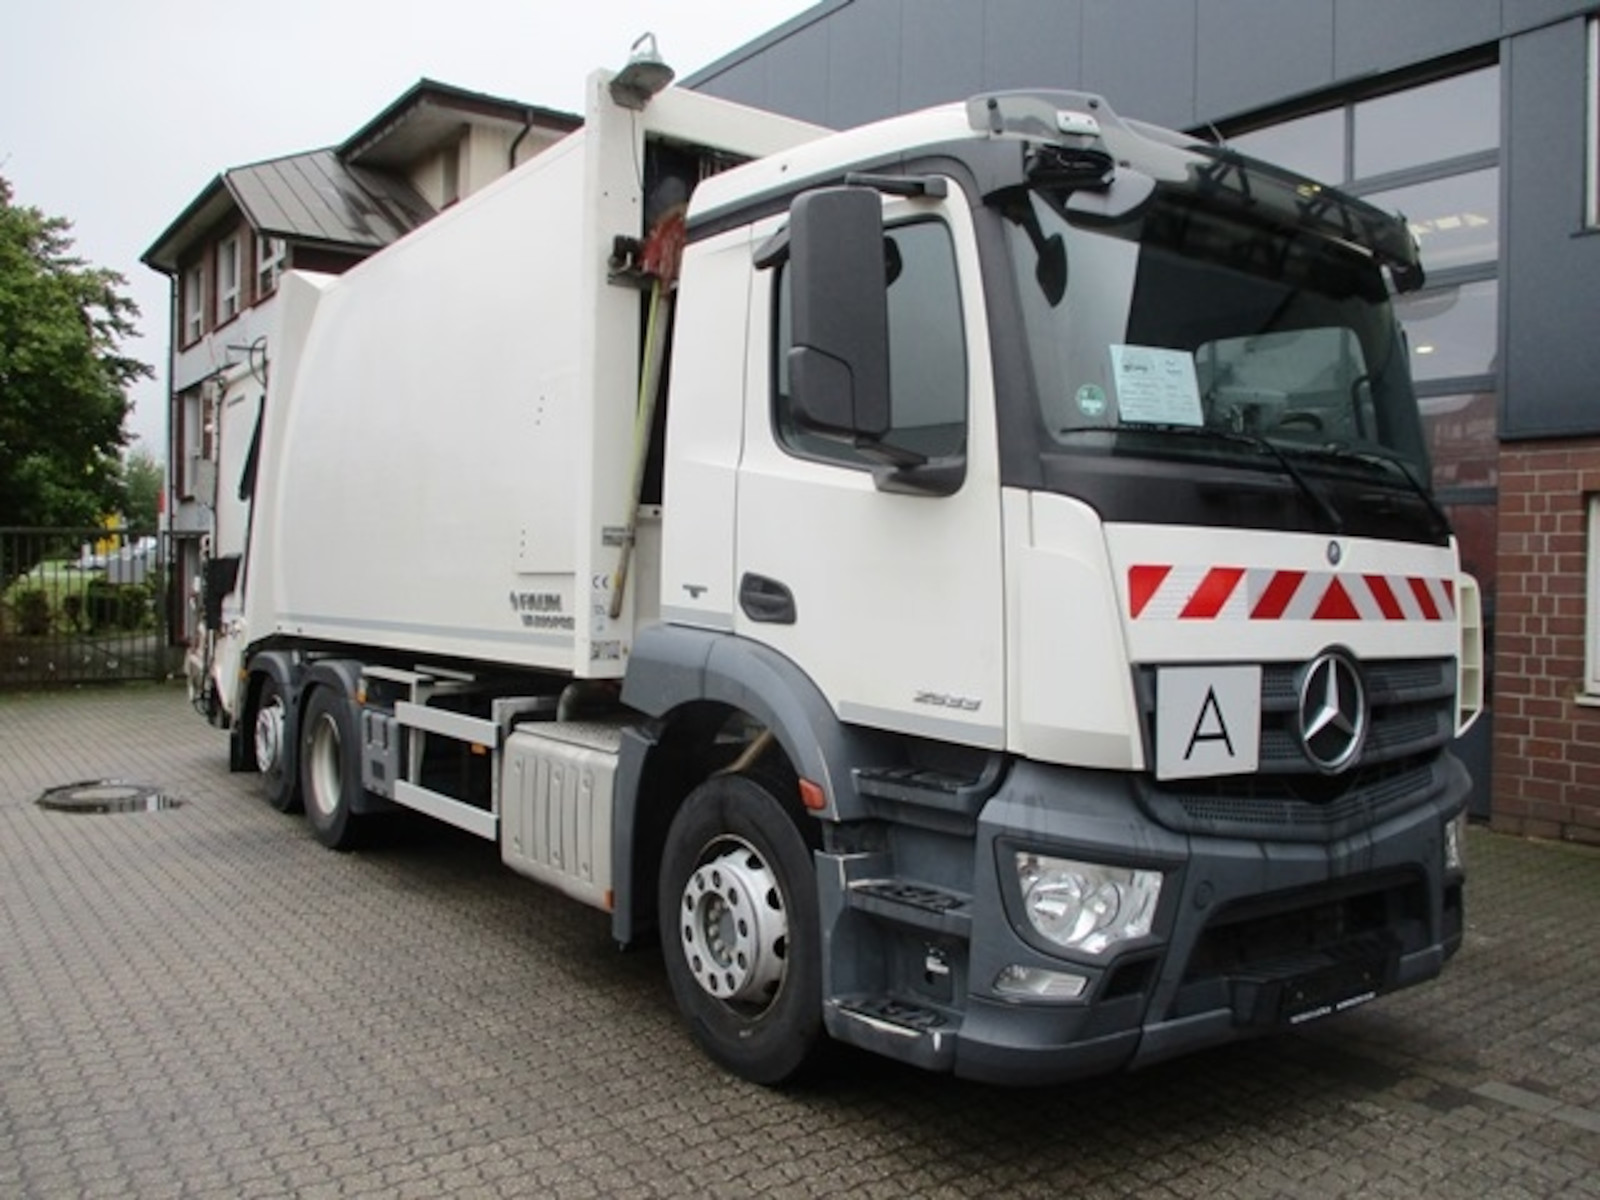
<box><xmin>13</xmin><ymin>588</ymin><xmax>52</xmax><ymax>636</ymax></box>
<box><xmin>85</xmin><ymin>580</ymin><xmax>150</xmax><ymax>632</ymax></box>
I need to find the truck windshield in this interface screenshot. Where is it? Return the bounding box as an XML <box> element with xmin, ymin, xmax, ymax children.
<box><xmin>1003</xmin><ymin>186</ymin><xmax>1430</xmax><ymax>487</ymax></box>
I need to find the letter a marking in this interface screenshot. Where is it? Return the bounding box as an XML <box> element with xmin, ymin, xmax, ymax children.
<box><xmin>1185</xmin><ymin>686</ymin><xmax>1236</xmax><ymax>760</ymax></box>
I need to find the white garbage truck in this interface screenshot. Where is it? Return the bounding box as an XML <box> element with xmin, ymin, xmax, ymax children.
<box><xmin>189</xmin><ymin>66</ymin><xmax>1483</xmax><ymax>1085</ymax></box>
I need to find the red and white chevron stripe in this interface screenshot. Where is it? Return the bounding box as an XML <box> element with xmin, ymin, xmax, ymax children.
<box><xmin>1128</xmin><ymin>565</ymin><xmax>1456</xmax><ymax>622</ymax></box>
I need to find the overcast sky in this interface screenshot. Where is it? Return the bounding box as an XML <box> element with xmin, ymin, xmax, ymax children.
<box><xmin>0</xmin><ymin>0</ymin><xmax>817</xmax><ymax>456</ymax></box>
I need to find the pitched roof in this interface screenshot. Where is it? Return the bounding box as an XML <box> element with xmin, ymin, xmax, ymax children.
<box><xmin>228</xmin><ymin>150</ymin><xmax>435</xmax><ymax>245</ymax></box>
<box><xmin>340</xmin><ymin>78</ymin><xmax>580</xmax><ymax>169</ymax></box>
<box><xmin>142</xmin><ymin>149</ymin><xmax>434</xmax><ymax>273</ymax></box>
<box><xmin>142</xmin><ymin>77</ymin><xmax>579</xmax><ymax>274</ymax></box>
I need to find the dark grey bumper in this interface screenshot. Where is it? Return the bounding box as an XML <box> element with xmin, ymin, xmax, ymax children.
<box><xmin>947</xmin><ymin>753</ymin><xmax>1470</xmax><ymax>1085</ymax></box>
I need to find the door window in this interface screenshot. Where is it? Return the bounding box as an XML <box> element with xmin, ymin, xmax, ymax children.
<box><xmin>774</xmin><ymin>218</ymin><xmax>967</xmax><ymax>467</ymax></box>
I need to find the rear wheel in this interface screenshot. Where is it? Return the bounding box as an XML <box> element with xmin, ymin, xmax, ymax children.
<box><xmin>658</xmin><ymin>773</ymin><xmax>824</xmax><ymax>1085</ymax></box>
<box><xmin>253</xmin><ymin>676</ymin><xmax>300</xmax><ymax>812</ymax></box>
<box><xmin>300</xmin><ymin>687</ymin><xmax>366</xmax><ymax>851</ymax></box>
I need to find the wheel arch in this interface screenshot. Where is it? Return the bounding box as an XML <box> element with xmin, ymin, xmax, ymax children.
<box><xmin>235</xmin><ymin>649</ymin><xmax>302</xmax><ymax>772</ymax></box>
<box><xmin>300</xmin><ymin>658</ymin><xmax>363</xmax><ymax>704</ymax></box>
<box><xmin>612</xmin><ymin>625</ymin><xmax>876</xmax><ymax>946</ymax></box>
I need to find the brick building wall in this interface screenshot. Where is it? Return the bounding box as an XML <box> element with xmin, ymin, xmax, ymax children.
<box><xmin>1492</xmin><ymin>440</ymin><xmax>1600</xmax><ymax>844</ymax></box>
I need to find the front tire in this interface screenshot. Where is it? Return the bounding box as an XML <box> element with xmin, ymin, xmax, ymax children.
<box><xmin>658</xmin><ymin>773</ymin><xmax>824</xmax><ymax>1085</ymax></box>
<box><xmin>300</xmin><ymin>686</ymin><xmax>366</xmax><ymax>851</ymax></box>
<box><xmin>254</xmin><ymin>676</ymin><xmax>300</xmax><ymax>813</ymax></box>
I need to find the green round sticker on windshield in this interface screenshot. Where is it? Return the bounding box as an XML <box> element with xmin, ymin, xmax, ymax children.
<box><xmin>1076</xmin><ymin>383</ymin><xmax>1107</xmax><ymax>418</ymax></box>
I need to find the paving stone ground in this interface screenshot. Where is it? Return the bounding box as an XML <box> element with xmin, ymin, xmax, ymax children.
<box><xmin>1</xmin><ymin>683</ymin><xmax>1598</xmax><ymax>1198</ymax></box>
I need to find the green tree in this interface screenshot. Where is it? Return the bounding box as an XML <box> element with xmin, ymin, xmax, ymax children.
<box><xmin>122</xmin><ymin>446</ymin><xmax>163</xmax><ymax>531</ymax></box>
<box><xmin>0</xmin><ymin>175</ymin><xmax>151</xmax><ymax>529</ymax></box>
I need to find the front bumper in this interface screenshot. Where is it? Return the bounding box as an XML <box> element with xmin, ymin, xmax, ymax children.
<box><xmin>821</xmin><ymin>752</ymin><xmax>1469</xmax><ymax>1085</ymax></box>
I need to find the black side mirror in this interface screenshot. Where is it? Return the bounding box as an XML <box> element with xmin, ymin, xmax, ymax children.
<box><xmin>787</xmin><ymin>187</ymin><xmax>891</xmax><ymax>444</ymax></box>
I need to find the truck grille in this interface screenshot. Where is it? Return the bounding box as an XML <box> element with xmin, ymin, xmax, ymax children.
<box><xmin>1134</xmin><ymin>657</ymin><xmax>1456</xmax><ymax>841</ymax></box>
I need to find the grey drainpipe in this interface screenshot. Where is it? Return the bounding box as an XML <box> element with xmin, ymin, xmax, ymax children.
<box><xmin>508</xmin><ymin>109</ymin><xmax>535</xmax><ymax>171</ymax></box>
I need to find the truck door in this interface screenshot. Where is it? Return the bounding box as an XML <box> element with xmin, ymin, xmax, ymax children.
<box><xmin>733</xmin><ymin>188</ymin><xmax>1006</xmax><ymax>751</ymax></box>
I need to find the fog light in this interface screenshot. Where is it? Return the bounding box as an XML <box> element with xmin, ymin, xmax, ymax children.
<box><xmin>994</xmin><ymin>964</ymin><xmax>1088</xmax><ymax>1000</ymax></box>
<box><xmin>1015</xmin><ymin>853</ymin><xmax>1161</xmax><ymax>955</ymax></box>
<box><xmin>1444</xmin><ymin>810</ymin><xmax>1467</xmax><ymax>872</ymax></box>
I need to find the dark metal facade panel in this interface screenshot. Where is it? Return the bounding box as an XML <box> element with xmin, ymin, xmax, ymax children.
<box><xmin>692</xmin><ymin>0</ymin><xmax>1600</xmax><ymax>133</ymax></box>
<box><xmin>1195</xmin><ymin>0</ymin><xmax>1336</xmax><ymax>120</ymax></box>
<box><xmin>825</xmin><ymin>0</ymin><xmax>905</xmax><ymax>127</ymax></box>
<box><xmin>900</xmin><ymin>0</ymin><xmax>986</xmax><ymax>113</ymax></box>
<box><xmin>1500</xmin><ymin>18</ymin><xmax>1600</xmax><ymax>439</ymax></box>
<box><xmin>1504</xmin><ymin>0</ymin><xmax>1599</xmax><ymax>36</ymax></box>
<box><xmin>685</xmin><ymin>0</ymin><xmax>1600</xmax><ymax>446</ymax></box>
<box><xmin>695</xmin><ymin>56</ymin><xmax>772</xmax><ymax>109</ymax></box>
<box><xmin>1332</xmin><ymin>0</ymin><xmax>1502</xmax><ymax>79</ymax></box>
<box><xmin>766</xmin><ymin>20</ymin><xmax>832</xmax><ymax>126</ymax></box>
<box><xmin>1081</xmin><ymin>0</ymin><xmax>1199</xmax><ymax>130</ymax></box>
<box><xmin>981</xmin><ymin>0</ymin><xmax>1084</xmax><ymax>94</ymax></box>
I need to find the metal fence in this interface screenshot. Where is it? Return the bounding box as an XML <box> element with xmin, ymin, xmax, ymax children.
<box><xmin>0</xmin><ymin>527</ymin><xmax>178</xmax><ymax>689</ymax></box>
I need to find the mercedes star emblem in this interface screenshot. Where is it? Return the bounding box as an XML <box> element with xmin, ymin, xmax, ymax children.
<box><xmin>1298</xmin><ymin>651</ymin><xmax>1367</xmax><ymax>773</ymax></box>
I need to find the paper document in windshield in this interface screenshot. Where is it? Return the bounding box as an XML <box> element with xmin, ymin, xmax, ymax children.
<box><xmin>1110</xmin><ymin>345</ymin><xmax>1203</xmax><ymax>427</ymax></box>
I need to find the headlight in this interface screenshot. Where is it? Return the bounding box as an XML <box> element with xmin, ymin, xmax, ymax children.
<box><xmin>1015</xmin><ymin>853</ymin><xmax>1162</xmax><ymax>955</ymax></box>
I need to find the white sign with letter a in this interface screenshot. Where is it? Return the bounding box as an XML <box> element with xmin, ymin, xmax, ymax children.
<box><xmin>1155</xmin><ymin>665</ymin><xmax>1262</xmax><ymax>780</ymax></box>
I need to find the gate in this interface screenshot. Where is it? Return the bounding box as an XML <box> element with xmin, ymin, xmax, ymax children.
<box><xmin>0</xmin><ymin>527</ymin><xmax>178</xmax><ymax>688</ymax></box>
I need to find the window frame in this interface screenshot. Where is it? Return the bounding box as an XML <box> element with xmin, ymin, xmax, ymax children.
<box><xmin>217</xmin><ymin>234</ymin><xmax>241</xmax><ymax>324</ymax></box>
<box><xmin>1351</xmin><ymin>64</ymin><xmax>1501</xmax><ymax>181</ymax></box>
<box><xmin>182</xmin><ymin>262</ymin><xmax>205</xmax><ymax>346</ymax></box>
<box><xmin>772</xmin><ymin>214</ymin><xmax>969</xmax><ymax>473</ymax></box>
<box><xmin>256</xmin><ymin>235</ymin><xmax>285</xmax><ymax>300</ymax></box>
<box><xmin>1588</xmin><ymin>16</ymin><xmax>1599</xmax><ymax>229</ymax></box>
<box><xmin>1588</xmin><ymin>494</ymin><xmax>1600</xmax><ymax>696</ymax></box>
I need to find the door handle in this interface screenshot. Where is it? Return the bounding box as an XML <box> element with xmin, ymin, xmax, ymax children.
<box><xmin>739</xmin><ymin>573</ymin><xmax>797</xmax><ymax>625</ymax></box>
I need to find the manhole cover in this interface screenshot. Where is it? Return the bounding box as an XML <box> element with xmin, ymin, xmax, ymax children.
<box><xmin>36</xmin><ymin>780</ymin><xmax>181</xmax><ymax>814</ymax></box>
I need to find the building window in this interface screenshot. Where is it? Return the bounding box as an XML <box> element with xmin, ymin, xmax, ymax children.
<box><xmin>256</xmin><ymin>235</ymin><xmax>285</xmax><ymax>299</ymax></box>
<box><xmin>200</xmin><ymin>385</ymin><xmax>220</xmax><ymax>461</ymax></box>
<box><xmin>1231</xmin><ymin>63</ymin><xmax>1505</xmax><ymax>661</ymax></box>
<box><xmin>176</xmin><ymin>385</ymin><xmax>203</xmax><ymax>499</ymax></box>
<box><xmin>182</xmin><ymin>263</ymin><xmax>205</xmax><ymax>345</ymax></box>
<box><xmin>1230</xmin><ymin>109</ymin><xmax>1345</xmax><ymax>184</ymax></box>
<box><xmin>1366</xmin><ymin>168</ymin><xmax>1499</xmax><ymax>272</ymax></box>
<box><xmin>1588</xmin><ymin>17</ymin><xmax>1599</xmax><ymax>228</ymax></box>
<box><xmin>1589</xmin><ymin>495</ymin><xmax>1600</xmax><ymax>695</ymax></box>
<box><xmin>218</xmin><ymin>235</ymin><xmax>241</xmax><ymax>323</ymax></box>
<box><xmin>1353</xmin><ymin>65</ymin><xmax>1500</xmax><ymax>179</ymax></box>
<box><xmin>1395</xmin><ymin>281</ymin><xmax>1499</xmax><ymax>383</ymax></box>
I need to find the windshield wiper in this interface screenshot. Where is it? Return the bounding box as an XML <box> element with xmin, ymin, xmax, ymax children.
<box><xmin>1316</xmin><ymin>443</ymin><xmax>1452</xmax><ymax>540</ymax></box>
<box><xmin>1107</xmin><ymin>422</ymin><xmax>1344</xmax><ymax>532</ymax></box>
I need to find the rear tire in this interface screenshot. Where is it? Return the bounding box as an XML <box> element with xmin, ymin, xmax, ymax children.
<box><xmin>658</xmin><ymin>773</ymin><xmax>824</xmax><ymax>1085</ymax></box>
<box><xmin>300</xmin><ymin>686</ymin><xmax>367</xmax><ymax>851</ymax></box>
<box><xmin>254</xmin><ymin>676</ymin><xmax>300</xmax><ymax>813</ymax></box>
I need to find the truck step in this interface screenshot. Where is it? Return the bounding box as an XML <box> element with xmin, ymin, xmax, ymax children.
<box><xmin>853</xmin><ymin>764</ymin><xmax>1000</xmax><ymax>833</ymax></box>
<box><xmin>829</xmin><ymin>995</ymin><xmax>959</xmax><ymax>1073</ymax></box>
<box><xmin>847</xmin><ymin>878</ymin><xmax>972</xmax><ymax>937</ymax></box>
<box><xmin>855</xmin><ymin>765</ymin><xmax>983</xmax><ymax>801</ymax></box>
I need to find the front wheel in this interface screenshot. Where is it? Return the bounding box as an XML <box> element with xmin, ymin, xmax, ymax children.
<box><xmin>658</xmin><ymin>773</ymin><xmax>824</xmax><ymax>1085</ymax></box>
<box><xmin>299</xmin><ymin>686</ymin><xmax>367</xmax><ymax>851</ymax></box>
<box><xmin>254</xmin><ymin>676</ymin><xmax>300</xmax><ymax>813</ymax></box>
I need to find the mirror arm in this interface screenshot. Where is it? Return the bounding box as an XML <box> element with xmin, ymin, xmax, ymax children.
<box><xmin>872</xmin><ymin>456</ymin><xmax>966</xmax><ymax>498</ymax></box>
